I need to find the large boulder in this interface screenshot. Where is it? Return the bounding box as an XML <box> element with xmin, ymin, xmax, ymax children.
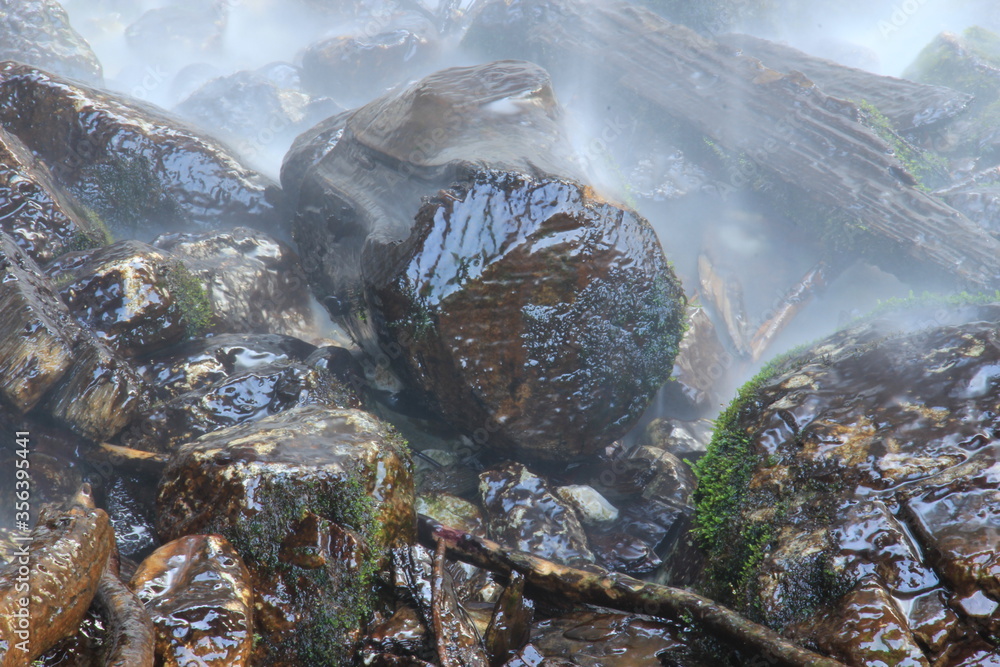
<box><xmin>286</xmin><ymin>60</ymin><xmax>686</xmax><ymax>461</ymax></box>
<box><xmin>693</xmin><ymin>299</ymin><xmax>1000</xmax><ymax>665</ymax></box>
<box><xmin>0</xmin><ymin>61</ymin><xmax>285</xmax><ymax>238</ymax></box>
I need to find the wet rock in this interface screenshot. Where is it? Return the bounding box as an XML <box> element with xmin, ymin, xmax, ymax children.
<box><xmin>125</xmin><ymin>1</ymin><xmax>227</xmax><ymax>59</ymax></box>
<box><xmin>45</xmin><ymin>337</ymin><xmax>151</xmax><ymax>442</ymax></box>
<box><xmin>693</xmin><ymin>300</ymin><xmax>1000</xmax><ymax>664</ymax></box>
<box><xmin>0</xmin><ymin>126</ymin><xmax>107</xmax><ymax>264</ymax></box>
<box><xmin>46</xmin><ymin>240</ymin><xmax>192</xmax><ymax>356</ymax></box>
<box><xmin>288</xmin><ymin>60</ymin><xmax>686</xmax><ymax>461</ymax></box>
<box><xmin>479</xmin><ymin>463</ymin><xmax>594</xmax><ymax>565</ymax></box>
<box><xmin>529</xmin><ymin>610</ymin><xmax>690</xmax><ymax>667</ymax></box>
<box><xmin>156</xmin><ymin>405</ymin><xmax>414</xmax><ymax>666</ymax></box>
<box><xmin>719</xmin><ymin>32</ymin><xmax>972</xmax><ymax>134</ymax></box>
<box><xmin>130</xmin><ymin>534</ymin><xmax>254</xmax><ymax>667</ymax></box>
<box><xmin>667</xmin><ymin>306</ymin><xmax>733</xmax><ymax>412</ymax></box>
<box><xmin>174</xmin><ymin>65</ymin><xmax>341</xmax><ymax>165</ymax></box>
<box><xmin>137</xmin><ymin>333</ymin><xmax>318</xmax><ymax>399</ymax></box>
<box><xmin>416</xmin><ymin>492</ymin><xmax>486</xmax><ymax>537</ymax></box>
<box><xmin>0</xmin><ymin>233</ymin><xmax>82</xmax><ymax>412</ymax></box>
<box><xmin>791</xmin><ymin>577</ymin><xmax>929</xmax><ymax>667</ymax></box>
<box><xmin>0</xmin><ymin>62</ymin><xmax>284</xmax><ymax>237</ymax></box>
<box><xmin>903</xmin><ymin>27</ymin><xmax>1000</xmax><ymax>158</ymax></box>
<box><xmin>2</xmin><ymin>232</ymin><xmax>148</xmax><ymax>441</ymax></box>
<box><xmin>465</xmin><ymin>0</ymin><xmax>1000</xmax><ymax>290</ymax></box>
<box><xmin>152</xmin><ymin>228</ymin><xmax>317</xmax><ymax>340</ymax></box>
<box><xmin>120</xmin><ymin>356</ymin><xmax>359</xmax><ymax>454</ymax></box>
<box><xmin>362</xmin><ymin>604</ymin><xmax>431</xmax><ymax>661</ymax></box>
<box><xmin>553</xmin><ymin>485</ymin><xmax>618</xmax><ymax>526</ymax></box>
<box><xmin>0</xmin><ymin>502</ymin><xmax>113</xmax><ymax>665</ymax></box>
<box><xmin>300</xmin><ymin>26</ymin><xmax>438</xmax><ymax>103</ymax></box>
<box><xmin>0</xmin><ymin>0</ymin><xmax>103</xmax><ymax>85</ymax></box>
<box><xmin>638</xmin><ymin>418</ymin><xmax>712</xmax><ymax>460</ymax></box>
<box><xmin>279</xmin><ymin>108</ymin><xmax>352</xmax><ymax>206</ymax></box>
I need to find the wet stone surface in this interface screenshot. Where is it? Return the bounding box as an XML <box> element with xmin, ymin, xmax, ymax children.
<box><xmin>0</xmin><ymin>0</ymin><xmax>103</xmax><ymax>85</ymax></box>
<box><xmin>0</xmin><ymin>61</ymin><xmax>284</xmax><ymax>237</ymax></box>
<box><xmin>694</xmin><ymin>302</ymin><xmax>1000</xmax><ymax>665</ymax></box>
<box><xmin>156</xmin><ymin>404</ymin><xmax>414</xmax><ymax>666</ymax></box>
<box><xmin>152</xmin><ymin>227</ymin><xmax>317</xmax><ymax>340</ymax></box>
<box><xmin>0</xmin><ymin>125</ymin><xmax>105</xmax><ymax>264</ymax></box>
<box><xmin>47</xmin><ymin>240</ymin><xmax>189</xmax><ymax>356</ymax></box>
<box><xmin>130</xmin><ymin>534</ymin><xmax>254</xmax><ymax>667</ymax></box>
<box><xmin>289</xmin><ymin>60</ymin><xmax>686</xmax><ymax>461</ymax></box>
<box><xmin>119</xmin><ymin>356</ymin><xmax>359</xmax><ymax>455</ymax></box>
<box><xmin>479</xmin><ymin>462</ymin><xmax>594</xmax><ymax>566</ymax></box>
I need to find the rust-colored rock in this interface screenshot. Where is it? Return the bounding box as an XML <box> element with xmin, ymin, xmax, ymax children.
<box><xmin>0</xmin><ymin>504</ymin><xmax>113</xmax><ymax>665</ymax></box>
<box><xmin>131</xmin><ymin>535</ymin><xmax>253</xmax><ymax>667</ymax></box>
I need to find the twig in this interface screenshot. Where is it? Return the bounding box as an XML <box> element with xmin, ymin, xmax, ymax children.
<box><xmin>417</xmin><ymin>514</ymin><xmax>846</xmax><ymax>667</ymax></box>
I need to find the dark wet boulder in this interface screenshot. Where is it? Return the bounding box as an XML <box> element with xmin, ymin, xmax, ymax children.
<box><xmin>44</xmin><ymin>335</ymin><xmax>151</xmax><ymax>442</ymax></box>
<box><xmin>156</xmin><ymin>405</ymin><xmax>414</xmax><ymax>666</ymax></box>
<box><xmin>46</xmin><ymin>240</ymin><xmax>197</xmax><ymax>356</ymax></box>
<box><xmin>174</xmin><ymin>65</ymin><xmax>341</xmax><ymax>166</ymax></box>
<box><xmin>693</xmin><ymin>299</ymin><xmax>1000</xmax><ymax>665</ymax></box>
<box><xmin>0</xmin><ymin>125</ymin><xmax>107</xmax><ymax>264</ymax></box>
<box><xmin>0</xmin><ymin>0</ymin><xmax>103</xmax><ymax>85</ymax></box>
<box><xmin>152</xmin><ymin>228</ymin><xmax>317</xmax><ymax>340</ymax></box>
<box><xmin>300</xmin><ymin>25</ymin><xmax>438</xmax><ymax>104</ymax></box>
<box><xmin>131</xmin><ymin>534</ymin><xmax>254</xmax><ymax>667</ymax></box>
<box><xmin>479</xmin><ymin>462</ymin><xmax>594</xmax><ymax>566</ymax></box>
<box><xmin>288</xmin><ymin>60</ymin><xmax>686</xmax><ymax>461</ymax></box>
<box><xmin>0</xmin><ymin>62</ymin><xmax>284</xmax><ymax>238</ymax></box>
<box><xmin>120</xmin><ymin>355</ymin><xmax>359</xmax><ymax>454</ymax></box>
<box><xmin>0</xmin><ymin>233</ymin><xmax>150</xmax><ymax>440</ymax></box>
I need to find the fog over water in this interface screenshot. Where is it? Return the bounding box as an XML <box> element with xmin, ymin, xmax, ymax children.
<box><xmin>58</xmin><ymin>0</ymin><xmax>1000</xmax><ymax>420</ymax></box>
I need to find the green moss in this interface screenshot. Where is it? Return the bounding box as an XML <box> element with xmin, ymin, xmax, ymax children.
<box><xmin>904</xmin><ymin>27</ymin><xmax>1000</xmax><ymax>100</ymax></box>
<box><xmin>849</xmin><ymin>289</ymin><xmax>1000</xmax><ymax>327</ymax></box>
<box><xmin>164</xmin><ymin>261</ymin><xmax>213</xmax><ymax>337</ymax></box>
<box><xmin>692</xmin><ymin>345</ymin><xmax>806</xmax><ymax>604</ymax></box>
<box><xmin>224</xmin><ymin>468</ymin><xmax>389</xmax><ymax>666</ymax></box>
<box><xmin>856</xmin><ymin>99</ymin><xmax>948</xmax><ymax>191</ymax></box>
<box><xmin>74</xmin><ymin>153</ymin><xmax>180</xmax><ymax>235</ymax></box>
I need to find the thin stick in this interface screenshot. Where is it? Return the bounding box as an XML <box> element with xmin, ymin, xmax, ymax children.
<box><xmin>417</xmin><ymin>515</ymin><xmax>846</xmax><ymax>667</ymax></box>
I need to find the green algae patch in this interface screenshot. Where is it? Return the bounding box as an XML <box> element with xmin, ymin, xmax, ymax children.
<box><xmin>856</xmin><ymin>100</ymin><xmax>948</xmax><ymax>191</ymax></box>
<box><xmin>164</xmin><ymin>261</ymin><xmax>213</xmax><ymax>337</ymax></box>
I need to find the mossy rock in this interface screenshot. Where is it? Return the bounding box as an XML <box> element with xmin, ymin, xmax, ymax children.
<box><xmin>693</xmin><ymin>296</ymin><xmax>1000</xmax><ymax>663</ymax></box>
<box><xmin>156</xmin><ymin>405</ymin><xmax>414</xmax><ymax>666</ymax></box>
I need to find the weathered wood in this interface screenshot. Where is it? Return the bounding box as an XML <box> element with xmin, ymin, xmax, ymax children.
<box><xmin>417</xmin><ymin>514</ymin><xmax>847</xmax><ymax>667</ymax></box>
<box><xmin>465</xmin><ymin>0</ymin><xmax>1000</xmax><ymax>289</ymax></box>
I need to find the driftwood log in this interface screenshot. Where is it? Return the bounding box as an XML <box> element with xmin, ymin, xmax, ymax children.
<box><xmin>417</xmin><ymin>514</ymin><xmax>846</xmax><ymax>667</ymax></box>
<box><xmin>464</xmin><ymin>0</ymin><xmax>1000</xmax><ymax>290</ymax></box>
